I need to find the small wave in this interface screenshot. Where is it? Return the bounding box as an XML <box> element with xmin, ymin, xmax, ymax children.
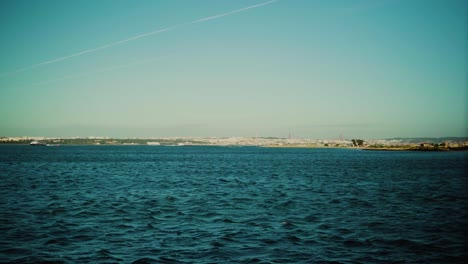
<box><xmin>343</xmin><ymin>239</ymin><xmax>368</xmax><ymax>247</ymax></box>
<box><xmin>273</xmin><ymin>200</ymin><xmax>297</xmax><ymax>209</ymax></box>
<box><xmin>116</xmin><ymin>223</ymin><xmax>134</xmax><ymax>229</ymax></box>
<box><xmin>165</xmin><ymin>195</ymin><xmax>178</xmax><ymax>201</ymax></box>
<box><xmin>367</xmin><ymin>237</ymin><xmax>438</xmax><ymax>252</ymax></box>
<box><xmin>210</xmin><ymin>240</ymin><xmax>225</xmax><ymax>248</ymax></box>
<box><xmin>317</xmin><ymin>223</ymin><xmax>332</xmax><ymax>230</ymax></box>
<box><xmin>221</xmin><ymin>218</ymin><xmax>235</xmax><ymax>223</ymax></box>
<box><xmin>260</xmin><ymin>238</ymin><xmax>278</xmax><ymax>245</ymax></box>
<box><xmin>286</xmin><ymin>235</ymin><xmax>302</xmax><ymax>242</ymax></box>
<box><xmin>94</xmin><ymin>248</ymin><xmax>124</xmax><ymax>262</ymax></box>
<box><xmin>131</xmin><ymin>257</ymin><xmax>160</xmax><ymax>264</ymax></box>
<box><xmin>71</xmin><ymin>234</ymin><xmax>93</xmax><ymax>241</ymax></box>
<box><xmin>240</xmin><ymin>257</ymin><xmax>264</xmax><ymax>263</ymax></box>
<box><xmin>44</xmin><ymin>237</ymin><xmax>70</xmax><ymax>246</ymax></box>
<box><xmin>7</xmin><ymin>256</ymin><xmax>66</xmax><ymax>264</ymax></box>
<box><xmin>0</xmin><ymin>247</ymin><xmax>33</xmax><ymax>255</ymax></box>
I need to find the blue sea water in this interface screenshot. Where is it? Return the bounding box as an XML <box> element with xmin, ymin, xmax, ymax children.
<box><xmin>0</xmin><ymin>145</ymin><xmax>467</xmax><ymax>263</ymax></box>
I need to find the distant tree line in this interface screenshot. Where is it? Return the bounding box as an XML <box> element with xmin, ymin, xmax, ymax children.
<box><xmin>352</xmin><ymin>139</ymin><xmax>364</xmax><ymax>147</ymax></box>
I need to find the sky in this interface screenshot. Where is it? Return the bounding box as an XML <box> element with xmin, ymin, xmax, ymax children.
<box><xmin>0</xmin><ymin>0</ymin><xmax>466</xmax><ymax>139</ymax></box>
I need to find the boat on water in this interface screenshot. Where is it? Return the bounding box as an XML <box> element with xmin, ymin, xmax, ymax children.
<box><xmin>30</xmin><ymin>141</ymin><xmax>47</xmax><ymax>146</ymax></box>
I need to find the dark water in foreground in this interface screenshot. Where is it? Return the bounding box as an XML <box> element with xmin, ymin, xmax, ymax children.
<box><xmin>0</xmin><ymin>146</ymin><xmax>467</xmax><ymax>263</ymax></box>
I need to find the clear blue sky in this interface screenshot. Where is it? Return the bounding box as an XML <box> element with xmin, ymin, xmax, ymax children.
<box><xmin>0</xmin><ymin>0</ymin><xmax>466</xmax><ymax>139</ymax></box>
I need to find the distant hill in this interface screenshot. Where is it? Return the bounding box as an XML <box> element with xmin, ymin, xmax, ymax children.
<box><xmin>385</xmin><ymin>137</ymin><xmax>468</xmax><ymax>144</ymax></box>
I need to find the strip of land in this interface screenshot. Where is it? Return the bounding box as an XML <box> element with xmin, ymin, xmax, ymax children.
<box><xmin>1</xmin><ymin>136</ymin><xmax>467</xmax><ymax>151</ymax></box>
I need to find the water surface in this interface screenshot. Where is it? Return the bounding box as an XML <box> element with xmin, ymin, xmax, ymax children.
<box><xmin>0</xmin><ymin>146</ymin><xmax>466</xmax><ymax>263</ymax></box>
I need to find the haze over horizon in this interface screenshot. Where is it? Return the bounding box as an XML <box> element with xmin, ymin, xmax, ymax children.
<box><xmin>1</xmin><ymin>0</ymin><xmax>466</xmax><ymax>139</ymax></box>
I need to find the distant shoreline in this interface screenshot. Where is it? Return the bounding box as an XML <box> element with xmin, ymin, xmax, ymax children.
<box><xmin>363</xmin><ymin>147</ymin><xmax>468</xmax><ymax>152</ymax></box>
<box><xmin>261</xmin><ymin>145</ymin><xmax>361</xmax><ymax>149</ymax></box>
<box><xmin>3</xmin><ymin>144</ymin><xmax>466</xmax><ymax>152</ymax></box>
<box><xmin>1</xmin><ymin>136</ymin><xmax>467</xmax><ymax>151</ymax></box>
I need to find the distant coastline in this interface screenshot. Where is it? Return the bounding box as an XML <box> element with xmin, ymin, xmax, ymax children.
<box><xmin>1</xmin><ymin>136</ymin><xmax>467</xmax><ymax>151</ymax></box>
<box><xmin>363</xmin><ymin>146</ymin><xmax>468</xmax><ymax>152</ymax></box>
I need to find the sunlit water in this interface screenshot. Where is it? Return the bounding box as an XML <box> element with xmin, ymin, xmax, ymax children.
<box><xmin>0</xmin><ymin>145</ymin><xmax>467</xmax><ymax>263</ymax></box>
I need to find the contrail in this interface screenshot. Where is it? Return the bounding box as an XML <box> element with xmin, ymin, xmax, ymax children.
<box><xmin>189</xmin><ymin>0</ymin><xmax>277</xmax><ymax>24</ymax></box>
<box><xmin>0</xmin><ymin>0</ymin><xmax>277</xmax><ymax>78</ymax></box>
<box><xmin>30</xmin><ymin>54</ymin><xmax>170</xmax><ymax>87</ymax></box>
<box><xmin>0</xmin><ymin>27</ymin><xmax>177</xmax><ymax>78</ymax></box>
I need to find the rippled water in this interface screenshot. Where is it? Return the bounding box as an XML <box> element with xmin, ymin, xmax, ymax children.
<box><xmin>0</xmin><ymin>145</ymin><xmax>467</xmax><ymax>263</ymax></box>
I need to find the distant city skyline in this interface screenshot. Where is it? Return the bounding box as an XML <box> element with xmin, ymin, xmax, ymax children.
<box><xmin>1</xmin><ymin>0</ymin><xmax>466</xmax><ymax>139</ymax></box>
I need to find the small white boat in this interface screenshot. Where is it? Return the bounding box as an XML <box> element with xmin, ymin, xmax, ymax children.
<box><xmin>30</xmin><ymin>141</ymin><xmax>46</xmax><ymax>146</ymax></box>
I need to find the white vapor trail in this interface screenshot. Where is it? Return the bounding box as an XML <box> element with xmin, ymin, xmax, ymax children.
<box><xmin>30</xmin><ymin>54</ymin><xmax>170</xmax><ymax>87</ymax></box>
<box><xmin>189</xmin><ymin>0</ymin><xmax>277</xmax><ymax>24</ymax></box>
<box><xmin>0</xmin><ymin>0</ymin><xmax>277</xmax><ymax>78</ymax></box>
